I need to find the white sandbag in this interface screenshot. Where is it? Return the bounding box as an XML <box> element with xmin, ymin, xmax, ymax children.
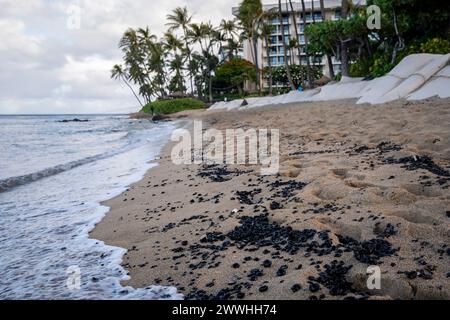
<box><xmin>226</xmin><ymin>99</ymin><xmax>244</xmax><ymax>110</ymax></box>
<box><xmin>388</xmin><ymin>54</ymin><xmax>439</xmax><ymax>78</ymax></box>
<box><xmin>358</xmin><ymin>53</ymin><xmax>450</xmax><ymax>104</ymax></box>
<box><xmin>241</xmin><ymin>97</ymin><xmax>264</xmax><ymax>109</ymax></box>
<box><xmin>311</xmin><ymin>80</ymin><xmax>369</xmax><ymax>101</ymax></box>
<box><xmin>270</xmin><ymin>94</ymin><xmax>289</xmax><ymax>104</ymax></box>
<box><xmin>357</xmin><ymin>76</ymin><xmax>403</xmax><ymax>104</ymax></box>
<box><xmin>281</xmin><ymin>89</ymin><xmax>320</xmax><ymax>104</ymax></box>
<box><xmin>408</xmin><ymin>66</ymin><xmax>450</xmax><ymax>100</ymax></box>
<box><xmin>207</xmin><ymin>101</ymin><xmax>223</xmax><ymax>111</ymax></box>
<box><xmin>340</xmin><ymin>76</ymin><xmax>364</xmax><ymax>83</ymax></box>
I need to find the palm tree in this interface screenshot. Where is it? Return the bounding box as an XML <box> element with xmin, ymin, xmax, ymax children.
<box><xmin>163</xmin><ymin>32</ymin><xmax>184</xmax><ymax>55</ymax></box>
<box><xmin>238</xmin><ymin>0</ymin><xmax>263</xmax><ymax>93</ymax></box>
<box><xmin>166</xmin><ymin>7</ymin><xmax>194</xmax><ymax>95</ymax></box>
<box><xmin>300</xmin><ymin>0</ymin><xmax>314</xmax><ymax>87</ymax></box>
<box><xmin>287</xmin><ymin>0</ymin><xmax>305</xmax><ymax>87</ymax></box>
<box><xmin>187</xmin><ymin>23</ymin><xmax>206</xmax><ymax>52</ymax></box>
<box><xmin>340</xmin><ymin>0</ymin><xmax>350</xmax><ymax>76</ymax></box>
<box><xmin>111</xmin><ymin>64</ymin><xmax>144</xmax><ymax>107</ymax></box>
<box><xmin>164</xmin><ymin>32</ymin><xmax>186</xmax><ymax>94</ymax></box>
<box><xmin>261</xmin><ymin>23</ymin><xmax>274</xmax><ymax>95</ymax></box>
<box><xmin>277</xmin><ymin>0</ymin><xmax>295</xmax><ymax>90</ymax></box>
<box><xmin>319</xmin><ymin>0</ymin><xmax>335</xmax><ymax>78</ymax></box>
<box><xmin>219</xmin><ymin>19</ymin><xmax>240</xmax><ymax>59</ymax></box>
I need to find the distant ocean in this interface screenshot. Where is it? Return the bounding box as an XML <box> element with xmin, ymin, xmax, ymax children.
<box><xmin>0</xmin><ymin>115</ymin><xmax>181</xmax><ymax>299</ymax></box>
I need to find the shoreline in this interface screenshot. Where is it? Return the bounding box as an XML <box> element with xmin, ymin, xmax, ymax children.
<box><xmin>91</xmin><ymin>98</ymin><xmax>450</xmax><ymax>300</ymax></box>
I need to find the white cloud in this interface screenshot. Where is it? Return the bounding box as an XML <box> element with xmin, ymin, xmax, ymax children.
<box><xmin>0</xmin><ymin>0</ymin><xmax>245</xmax><ymax>114</ymax></box>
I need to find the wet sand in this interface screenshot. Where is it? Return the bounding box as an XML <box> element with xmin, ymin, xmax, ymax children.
<box><xmin>91</xmin><ymin>98</ymin><xmax>450</xmax><ymax>300</ymax></box>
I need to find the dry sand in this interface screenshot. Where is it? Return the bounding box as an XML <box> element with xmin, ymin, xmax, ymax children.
<box><xmin>91</xmin><ymin>98</ymin><xmax>450</xmax><ymax>300</ymax></box>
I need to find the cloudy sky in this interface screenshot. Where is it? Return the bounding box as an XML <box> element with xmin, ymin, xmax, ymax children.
<box><xmin>0</xmin><ymin>0</ymin><xmax>267</xmax><ymax>114</ymax></box>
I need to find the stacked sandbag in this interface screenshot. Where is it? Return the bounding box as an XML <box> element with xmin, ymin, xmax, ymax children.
<box><xmin>357</xmin><ymin>53</ymin><xmax>450</xmax><ymax>104</ymax></box>
<box><xmin>408</xmin><ymin>65</ymin><xmax>450</xmax><ymax>100</ymax></box>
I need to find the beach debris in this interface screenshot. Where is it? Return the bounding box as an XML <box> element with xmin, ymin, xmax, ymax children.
<box><xmin>384</xmin><ymin>155</ymin><xmax>450</xmax><ymax>177</ymax></box>
<box><xmin>337</xmin><ymin>235</ymin><xmax>397</xmax><ymax>264</ymax></box>
<box><xmin>248</xmin><ymin>268</ymin><xmax>264</xmax><ymax>281</ymax></box>
<box><xmin>198</xmin><ymin>165</ymin><xmax>250</xmax><ymax>182</ymax></box>
<box><xmin>276</xmin><ymin>265</ymin><xmax>288</xmax><ymax>277</ymax></box>
<box><xmin>269</xmin><ymin>180</ymin><xmax>307</xmax><ymax>198</ymax></box>
<box><xmin>235</xmin><ymin>189</ymin><xmax>262</xmax><ymax>205</ymax></box>
<box><xmin>262</xmin><ymin>259</ymin><xmax>272</xmax><ymax>268</ymax></box>
<box><xmin>308</xmin><ymin>260</ymin><xmax>354</xmax><ymax>296</ymax></box>
<box><xmin>291</xmin><ymin>284</ymin><xmax>302</xmax><ymax>293</ymax></box>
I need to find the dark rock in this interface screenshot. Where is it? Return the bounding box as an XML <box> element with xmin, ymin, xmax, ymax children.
<box><xmin>291</xmin><ymin>284</ymin><xmax>302</xmax><ymax>293</ymax></box>
<box><xmin>310</xmin><ymin>260</ymin><xmax>354</xmax><ymax>296</ymax></box>
<box><xmin>262</xmin><ymin>259</ymin><xmax>272</xmax><ymax>268</ymax></box>
<box><xmin>248</xmin><ymin>268</ymin><xmax>264</xmax><ymax>281</ymax></box>
<box><xmin>405</xmin><ymin>271</ymin><xmax>417</xmax><ymax>279</ymax></box>
<box><xmin>58</xmin><ymin>118</ymin><xmax>89</xmax><ymax>123</ymax></box>
<box><xmin>258</xmin><ymin>285</ymin><xmax>268</xmax><ymax>293</ymax></box>
<box><xmin>338</xmin><ymin>235</ymin><xmax>397</xmax><ymax>264</ymax></box>
<box><xmin>276</xmin><ymin>265</ymin><xmax>288</xmax><ymax>277</ymax></box>
<box><xmin>200</xmin><ymin>232</ymin><xmax>225</xmax><ymax>243</ymax></box>
<box><xmin>270</xmin><ymin>201</ymin><xmax>282</xmax><ymax>210</ymax></box>
<box><xmin>384</xmin><ymin>155</ymin><xmax>450</xmax><ymax>177</ymax></box>
<box><xmin>309</xmin><ymin>283</ymin><xmax>320</xmax><ymax>293</ymax></box>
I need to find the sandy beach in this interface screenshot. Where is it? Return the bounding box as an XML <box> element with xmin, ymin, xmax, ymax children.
<box><xmin>91</xmin><ymin>98</ymin><xmax>450</xmax><ymax>300</ymax></box>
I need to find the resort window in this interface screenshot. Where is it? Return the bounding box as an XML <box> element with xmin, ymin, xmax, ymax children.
<box><xmin>270</xmin><ymin>57</ymin><xmax>278</xmax><ymax>65</ymax></box>
<box><xmin>299</xmin><ymin>35</ymin><xmax>305</xmax><ymax>44</ymax></box>
<box><xmin>335</xmin><ymin>10</ymin><xmax>341</xmax><ymax>19</ymax></box>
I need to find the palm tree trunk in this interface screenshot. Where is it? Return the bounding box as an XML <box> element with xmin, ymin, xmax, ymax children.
<box><xmin>122</xmin><ymin>76</ymin><xmax>144</xmax><ymax>107</ymax></box>
<box><xmin>265</xmin><ymin>35</ymin><xmax>273</xmax><ymax>95</ymax></box>
<box><xmin>252</xmin><ymin>32</ymin><xmax>261</xmax><ymax>94</ymax></box>
<box><xmin>300</xmin><ymin>0</ymin><xmax>313</xmax><ymax>88</ymax></box>
<box><xmin>340</xmin><ymin>0</ymin><xmax>350</xmax><ymax>77</ymax></box>
<box><xmin>183</xmin><ymin>28</ymin><xmax>194</xmax><ymax>96</ymax></box>
<box><xmin>278</xmin><ymin>0</ymin><xmax>295</xmax><ymax>91</ymax></box>
<box><xmin>320</xmin><ymin>0</ymin><xmax>335</xmax><ymax>79</ymax></box>
<box><xmin>208</xmin><ymin>74</ymin><xmax>213</xmax><ymax>103</ymax></box>
<box><xmin>288</xmin><ymin>0</ymin><xmax>304</xmax><ymax>87</ymax></box>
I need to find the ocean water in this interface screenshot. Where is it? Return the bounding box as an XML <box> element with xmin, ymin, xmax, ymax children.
<box><xmin>0</xmin><ymin>115</ymin><xmax>182</xmax><ymax>299</ymax></box>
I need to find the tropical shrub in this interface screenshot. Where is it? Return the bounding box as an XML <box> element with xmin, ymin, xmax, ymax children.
<box><xmin>270</xmin><ymin>64</ymin><xmax>322</xmax><ymax>88</ymax></box>
<box><xmin>212</xmin><ymin>58</ymin><xmax>256</xmax><ymax>93</ymax></box>
<box><xmin>141</xmin><ymin>98</ymin><xmax>205</xmax><ymax>115</ymax></box>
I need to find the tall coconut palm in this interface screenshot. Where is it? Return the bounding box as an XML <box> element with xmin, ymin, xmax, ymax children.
<box><xmin>111</xmin><ymin>64</ymin><xmax>144</xmax><ymax>107</ymax></box>
<box><xmin>163</xmin><ymin>32</ymin><xmax>184</xmax><ymax>55</ymax></box>
<box><xmin>238</xmin><ymin>0</ymin><xmax>263</xmax><ymax>93</ymax></box>
<box><xmin>319</xmin><ymin>0</ymin><xmax>335</xmax><ymax>78</ymax></box>
<box><xmin>287</xmin><ymin>0</ymin><xmax>305</xmax><ymax>87</ymax></box>
<box><xmin>187</xmin><ymin>23</ymin><xmax>207</xmax><ymax>53</ymax></box>
<box><xmin>340</xmin><ymin>0</ymin><xmax>350</xmax><ymax>76</ymax></box>
<box><xmin>261</xmin><ymin>22</ymin><xmax>274</xmax><ymax>95</ymax></box>
<box><xmin>300</xmin><ymin>0</ymin><xmax>314</xmax><ymax>87</ymax></box>
<box><xmin>219</xmin><ymin>19</ymin><xmax>240</xmax><ymax>59</ymax></box>
<box><xmin>277</xmin><ymin>0</ymin><xmax>295</xmax><ymax>90</ymax></box>
<box><xmin>164</xmin><ymin>32</ymin><xmax>186</xmax><ymax>94</ymax></box>
<box><xmin>166</xmin><ymin>7</ymin><xmax>194</xmax><ymax>95</ymax></box>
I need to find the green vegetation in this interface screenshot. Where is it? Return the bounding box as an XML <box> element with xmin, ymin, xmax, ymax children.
<box><xmin>112</xmin><ymin>0</ymin><xmax>449</xmax><ymax>107</ymax></box>
<box><xmin>267</xmin><ymin>65</ymin><xmax>323</xmax><ymax>89</ymax></box>
<box><xmin>141</xmin><ymin>98</ymin><xmax>205</xmax><ymax>115</ymax></box>
<box><xmin>212</xmin><ymin>58</ymin><xmax>256</xmax><ymax>95</ymax></box>
<box><xmin>307</xmin><ymin>0</ymin><xmax>450</xmax><ymax>79</ymax></box>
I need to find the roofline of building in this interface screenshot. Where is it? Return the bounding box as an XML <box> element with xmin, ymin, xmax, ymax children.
<box><xmin>232</xmin><ymin>0</ymin><xmax>366</xmax><ymax>16</ymax></box>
